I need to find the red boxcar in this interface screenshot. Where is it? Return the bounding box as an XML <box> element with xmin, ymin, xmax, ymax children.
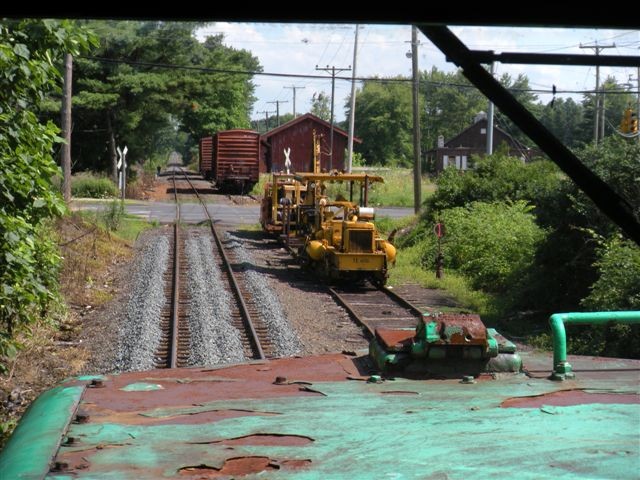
<box><xmin>198</xmin><ymin>136</ymin><xmax>213</xmax><ymax>179</ymax></box>
<box><xmin>199</xmin><ymin>129</ymin><xmax>260</xmax><ymax>192</ymax></box>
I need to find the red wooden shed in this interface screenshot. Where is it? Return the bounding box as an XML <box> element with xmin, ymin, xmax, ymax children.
<box><xmin>261</xmin><ymin>113</ymin><xmax>361</xmax><ymax>173</ymax></box>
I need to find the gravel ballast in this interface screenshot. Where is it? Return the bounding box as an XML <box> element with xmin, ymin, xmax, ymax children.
<box><xmin>185</xmin><ymin>232</ymin><xmax>246</xmax><ymax>366</ymax></box>
<box><xmin>226</xmin><ymin>232</ymin><xmax>303</xmax><ymax>357</ymax></box>
<box><xmin>115</xmin><ymin>234</ymin><xmax>169</xmax><ymax>372</ymax></box>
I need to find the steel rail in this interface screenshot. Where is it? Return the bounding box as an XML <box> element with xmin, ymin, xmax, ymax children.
<box><xmin>328</xmin><ymin>286</ymin><xmax>375</xmax><ymax>338</ymax></box>
<box><xmin>168</xmin><ymin>170</ymin><xmax>180</xmax><ymax>368</ymax></box>
<box><xmin>178</xmin><ymin>168</ymin><xmax>266</xmax><ymax>360</ymax></box>
<box><xmin>328</xmin><ymin>283</ymin><xmax>424</xmax><ymax>340</ymax></box>
<box><xmin>379</xmin><ymin>286</ymin><xmax>426</xmax><ymax>317</ymax></box>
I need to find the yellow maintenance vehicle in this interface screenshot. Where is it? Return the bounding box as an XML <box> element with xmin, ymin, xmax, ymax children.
<box><xmin>260</xmin><ymin>130</ymin><xmax>396</xmax><ymax>284</ymax></box>
<box><xmin>295</xmin><ymin>171</ymin><xmax>396</xmax><ymax>285</ymax></box>
<box><xmin>259</xmin><ymin>173</ymin><xmax>308</xmax><ymax>240</ymax></box>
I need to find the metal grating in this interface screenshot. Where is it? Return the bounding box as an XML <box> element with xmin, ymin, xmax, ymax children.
<box><xmin>349</xmin><ymin>230</ymin><xmax>373</xmax><ymax>253</ymax></box>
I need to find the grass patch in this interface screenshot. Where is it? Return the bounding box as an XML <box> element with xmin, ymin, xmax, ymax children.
<box><xmin>77</xmin><ymin>208</ymin><xmax>158</xmax><ymax>243</ymax></box>
<box><xmin>375</xmin><ymin>215</ymin><xmax>415</xmax><ymax>237</ymax></box>
<box><xmin>251</xmin><ymin>173</ymin><xmax>271</xmax><ymax>197</ymax></box>
<box><xmin>115</xmin><ymin>215</ymin><xmax>159</xmax><ymax>242</ymax></box>
<box><xmin>366</xmin><ymin>169</ymin><xmax>435</xmax><ymax>207</ymax></box>
<box><xmin>389</xmin><ymin>244</ymin><xmax>495</xmax><ymax>320</ymax></box>
<box><xmin>240</xmin><ymin>222</ymin><xmax>263</xmax><ymax>232</ymax></box>
<box><xmin>70</xmin><ymin>172</ymin><xmax>119</xmax><ymax>199</ymax></box>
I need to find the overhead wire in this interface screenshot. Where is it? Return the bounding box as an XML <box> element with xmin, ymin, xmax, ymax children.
<box><xmin>79</xmin><ymin>55</ymin><xmax>637</xmax><ymax>96</ymax></box>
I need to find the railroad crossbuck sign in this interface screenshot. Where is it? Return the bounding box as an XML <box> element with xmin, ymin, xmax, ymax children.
<box><xmin>284</xmin><ymin>147</ymin><xmax>292</xmax><ymax>174</ymax></box>
<box><xmin>117</xmin><ymin>145</ymin><xmax>128</xmax><ymax>198</ymax></box>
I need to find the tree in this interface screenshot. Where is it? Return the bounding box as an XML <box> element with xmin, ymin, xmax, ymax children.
<box><xmin>580</xmin><ymin>76</ymin><xmax>635</xmax><ymax>143</ymax></box>
<box><xmin>539</xmin><ymin>97</ymin><xmax>588</xmax><ymax>148</ymax></box>
<box><xmin>310</xmin><ymin>91</ymin><xmax>331</xmax><ymax>122</ymax></box>
<box><xmin>252</xmin><ymin>113</ymin><xmax>293</xmax><ymax>134</ymax></box>
<box><xmin>58</xmin><ymin>21</ymin><xmax>261</xmax><ymax>174</ymax></box>
<box><xmin>0</xmin><ymin>19</ymin><xmax>96</xmax><ymax>365</ymax></box>
<box><xmin>420</xmin><ymin>67</ymin><xmax>485</xmax><ymax>152</ymax></box>
<box><xmin>494</xmin><ymin>73</ymin><xmax>540</xmax><ymax>146</ymax></box>
<box><xmin>352</xmin><ymin>79</ymin><xmax>413</xmax><ymax>166</ymax></box>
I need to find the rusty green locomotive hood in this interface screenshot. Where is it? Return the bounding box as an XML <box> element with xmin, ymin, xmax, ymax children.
<box><xmin>1</xmin><ymin>351</ymin><xmax>638</xmax><ymax>479</ymax></box>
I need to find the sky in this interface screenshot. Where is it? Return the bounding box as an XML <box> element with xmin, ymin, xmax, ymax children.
<box><xmin>195</xmin><ymin>23</ymin><xmax>640</xmax><ymax>124</ymax></box>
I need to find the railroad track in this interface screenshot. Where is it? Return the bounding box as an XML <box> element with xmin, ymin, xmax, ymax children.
<box><xmin>328</xmin><ymin>283</ymin><xmax>426</xmax><ymax>339</ymax></box>
<box><xmin>160</xmin><ymin>167</ymin><xmax>268</xmax><ymax>364</ymax></box>
<box><xmin>155</xmin><ymin>172</ymin><xmax>191</xmax><ymax>368</ymax></box>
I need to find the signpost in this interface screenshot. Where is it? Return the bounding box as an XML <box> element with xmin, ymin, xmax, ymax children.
<box><xmin>117</xmin><ymin>145</ymin><xmax>128</xmax><ymax>200</ymax></box>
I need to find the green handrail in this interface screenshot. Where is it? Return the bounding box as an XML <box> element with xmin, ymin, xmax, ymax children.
<box><xmin>549</xmin><ymin>311</ymin><xmax>640</xmax><ymax>380</ymax></box>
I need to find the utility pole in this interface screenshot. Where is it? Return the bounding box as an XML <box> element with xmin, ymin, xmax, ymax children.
<box><xmin>61</xmin><ymin>53</ymin><xmax>72</xmax><ymax>202</ymax></box>
<box><xmin>267</xmin><ymin>100</ymin><xmax>288</xmax><ymax>126</ymax></box>
<box><xmin>600</xmin><ymin>89</ymin><xmax>606</xmax><ymax>141</ymax></box>
<box><xmin>410</xmin><ymin>26</ymin><xmax>422</xmax><ymax>214</ymax></box>
<box><xmin>347</xmin><ymin>25</ymin><xmax>360</xmax><ymax>173</ymax></box>
<box><xmin>580</xmin><ymin>42</ymin><xmax>615</xmax><ymax>144</ymax></box>
<box><xmin>486</xmin><ymin>62</ymin><xmax>496</xmax><ymax>155</ymax></box>
<box><xmin>284</xmin><ymin>85</ymin><xmax>305</xmax><ymax>117</ymax></box>
<box><xmin>316</xmin><ymin>64</ymin><xmax>352</xmax><ymax>170</ymax></box>
<box><xmin>257</xmin><ymin>110</ymin><xmax>275</xmax><ymax>133</ymax></box>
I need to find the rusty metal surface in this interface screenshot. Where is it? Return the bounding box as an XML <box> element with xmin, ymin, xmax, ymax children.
<box><xmin>375</xmin><ymin>328</ymin><xmax>416</xmax><ymax>350</ymax></box>
<box><xmin>428</xmin><ymin>312</ymin><xmax>488</xmax><ymax>345</ymax></box>
<box><xmin>502</xmin><ymin>389</ymin><xmax>640</xmax><ymax>408</ymax></box>
<box><xmin>25</xmin><ymin>351</ymin><xmax>637</xmax><ymax>479</ymax></box>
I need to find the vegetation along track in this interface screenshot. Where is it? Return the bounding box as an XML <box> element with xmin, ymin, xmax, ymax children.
<box><xmin>329</xmin><ymin>283</ymin><xmax>425</xmax><ymax>339</ymax></box>
<box><xmin>166</xmin><ymin>167</ymin><xmax>270</xmax><ymax>362</ymax></box>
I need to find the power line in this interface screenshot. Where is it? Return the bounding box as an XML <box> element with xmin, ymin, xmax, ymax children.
<box><xmin>256</xmin><ymin>110</ymin><xmax>276</xmax><ymax>132</ymax></box>
<box><xmin>284</xmin><ymin>85</ymin><xmax>305</xmax><ymax>117</ymax></box>
<box><xmin>316</xmin><ymin>64</ymin><xmax>352</xmax><ymax>170</ymax></box>
<box><xmin>580</xmin><ymin>42</ymin><xmax>616</xmax><ymax>144</ymax></box>
<box><xmin>79</xmin><ymin>55</ymin><xmax>638</xmax><ymax>96</ymax></box>
<box><xmin>267</xmin><ymin>100</ymin><xmax>288</xmax><ymax>126</ymax></box>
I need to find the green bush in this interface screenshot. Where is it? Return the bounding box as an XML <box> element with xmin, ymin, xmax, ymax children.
<box><xmin>72</xmin><ymin>174</ymin><xmax>118</xmax><ymax>198</ymax></box>
<box><xmin>419</xmin><ymin>201</ymin><xmax>546</xmax><ymax>293</ymax></box>
<box><xmin>427</xmin><ymin>152</ymin><xmax>562</xmax><ymax>219</ymax></box>
<box><xmin>582</xmin><ymin>238</ymin><xmax>640</xmax><ymax>311</ymax></box>
<box><xmin>101</xmin><ymin>200</ymin><xmax>125</xmax><ymax>231</ymax></box>
<box><xmin>1</xmin><ymin>20</ymin><xmax>95</xmax><ymax>370</ymax></box>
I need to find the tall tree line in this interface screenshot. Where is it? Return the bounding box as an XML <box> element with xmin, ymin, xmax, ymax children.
<box><xmin>43</xmin><ymin>21</ymin><xmax>261</xmax><ymax>174</ymax></box>
<box><xmin>349</xmin><ymin>67</ymin><xmax>637</xmax><ymax>167</ymax></box>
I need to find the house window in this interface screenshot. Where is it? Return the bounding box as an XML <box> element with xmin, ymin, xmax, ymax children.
<box><xmin>480</xmin><ymin>128</ymin><xmax>486</xmax><ymax>134</ymax></box>
<box><xmin>461</xmin><ymin>155</ymin><xmax>468</xmax><ymax>170</ymax></box>
<box><xmin>442</xmin><ymin>155</ymin><xmax>448</xmax><ymax>168</ymax></box>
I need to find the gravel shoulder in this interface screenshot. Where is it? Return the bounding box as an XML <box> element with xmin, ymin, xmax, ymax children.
<box><xmin>79</xmin><ymin>227</ymin><xmax>172</xmax><ymax>375</ymax></box>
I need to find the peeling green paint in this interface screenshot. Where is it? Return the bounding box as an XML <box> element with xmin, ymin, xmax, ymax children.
<box><xmin>120</xmin><ymin>382</ymin><xmax>164</xmax><ymax>392</ymax></box>
<box><xmin>75</xmin><ymin>375</ymin><xmax>108</xmax><ymax>382</ymax></box>
<box><xmin>0</xmin><ymin>385</ymin><xmax>83</xmax><ymax>480</ymax></box>
<box><xmin>59</xmin><ymin>378</ymin><xmax>639</xmax><ymax>479</ymax></box>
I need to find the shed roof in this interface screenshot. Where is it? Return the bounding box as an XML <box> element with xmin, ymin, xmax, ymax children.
<box><xmin>262</xmin><ymin>113</ymin><xmax>361</xmax><ymax>143</ymax></box>
<box><xmin>443</xmin><ymin>118</ymin><xmax>527</xmax><ymax>150</ymax></box>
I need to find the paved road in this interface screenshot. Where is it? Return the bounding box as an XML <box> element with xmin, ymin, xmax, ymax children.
<box><xmin>72</xmin><ymin>200</ymin><xmax>414</xmax><ymax>225</ymax></box>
